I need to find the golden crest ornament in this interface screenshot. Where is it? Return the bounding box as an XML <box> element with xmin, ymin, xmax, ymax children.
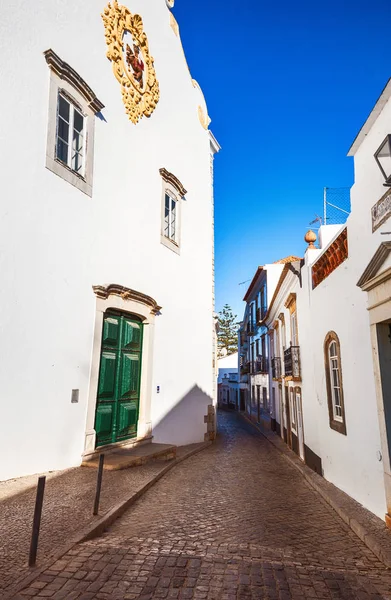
<box><xmin>102</xmin><ymin>1</ymin><xmax>160</xmax><ymax>124</ymax></box>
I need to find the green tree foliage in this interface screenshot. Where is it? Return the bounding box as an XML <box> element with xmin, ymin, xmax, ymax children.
<box><xmin>217</xmin><ymin>304</ymin><xmax>238</xmax><ymax>358</ymax></box>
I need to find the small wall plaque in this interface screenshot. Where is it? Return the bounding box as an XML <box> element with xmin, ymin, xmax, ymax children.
<box><xmin>372</xmin><ymin>188</ymin><xmax>391</xmax><ymax>232</ymax></box>
<box><xmin>71</xmin><ymin>389</ymin><xmax>79</xmax><ymax>404</ymax></box>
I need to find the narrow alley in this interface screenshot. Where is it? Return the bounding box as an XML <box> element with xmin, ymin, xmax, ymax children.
<box><xmin>14</xmin><ymin>411</ymin><xmax>391</xmax><ymax>599</ymax></box>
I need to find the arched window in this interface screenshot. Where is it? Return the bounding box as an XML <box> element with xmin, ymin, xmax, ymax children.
<box><xmin>324</xmin><ymin>332</ymin><xmax>347</xmax><ymax>435</ymax></box>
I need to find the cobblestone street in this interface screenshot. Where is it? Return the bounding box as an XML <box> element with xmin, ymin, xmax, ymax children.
<box><xmin>14</xmin><ymin>411</ymin><xmax>391</xmax><ymax>599</ymax></box>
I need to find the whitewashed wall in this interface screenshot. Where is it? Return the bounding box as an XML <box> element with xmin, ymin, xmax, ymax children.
<box><xmin>0</xmin><ymin>0</ymin><xmax>216</xmax><ymax>479</ymax></box>
<box><xmin>218</xmin><ymin>353</ymin><xmax>238</xmax><ymax>383</ymax></box>
<box><xmin>300</xmin><ymin>89</ymin><xmax>391</xmax><ymax>518</ymax></box>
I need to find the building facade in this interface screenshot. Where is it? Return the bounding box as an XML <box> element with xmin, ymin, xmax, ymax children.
<box><xmin>256</xmin><ymin>77</ymin><xmax>391</xmax><ymax>523</ymax></box>
<box><xmin>239</xmin><ymin>258</ymin><xmax>300</xmax><ymax>428</ymax></box>
<box><xmin>218</xmin><ymin>372</ymin><xmax>239</xmax><ymax>410</ymax></box>
<box><xmin>217</xmin><ymin>352</ymin><xmax>239</xmax><ymax>409</ymax></box>
<box><xmin>0</xmin><ymin>0</ymin><xmax>219</xmax><ymax>481</ymax></box>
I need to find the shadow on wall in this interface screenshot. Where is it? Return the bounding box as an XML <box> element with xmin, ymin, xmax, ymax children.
<box><xmin>152</xmin><ymin>384</ymin><xmax>214</xmax><ymax>446</ymax></box>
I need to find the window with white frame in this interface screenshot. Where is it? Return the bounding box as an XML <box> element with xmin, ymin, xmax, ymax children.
<box><xmin>44</xmin><ymin>49</ymin><xmax>104</xmax><ymax>197</ymax></box>
<box><xmin>290</xmin><ymin>310</ymin><xmax>298</xmax><ymax>346</ymax></box>
<box><xmin>290</xmin><ymin>387</ymin><xmax>297</xmax><ymax>431</ymax></box>
<box><xmin>159</xmin><ymin>168</ymin><xmax>186</xmax><ymax>254</ymax></box>
<box><xmin>270</xmin><ymin>332</ymin><xmax>275</xmax><ymax>359</ymax></box>
<box><xmin>328</xmin><ymin>341</ymin><xmax>342</xmax><ymax>420</ymax></box>
<box><xmin>324</xmin><ymin>331</ymin><xmax>346</xmax><ymax>435</ymax></box>
<box><xmin>164</xmin><ymin>192</ymin><xmax>177</xmax><ymax>243</ymax></box>
<box><xmin>275</xmin><ymin>326</ymin><xmax>280</xmax><ymax>357</ymax></box>
<box><xmin>56</xmin><ymin>93</ymin><xmax>85</xmax><ymax>176</ymax></box>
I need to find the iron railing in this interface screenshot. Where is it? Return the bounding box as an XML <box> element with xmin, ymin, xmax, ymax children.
<box><xmin>284</xmin><ymin>346</ymin><xmax>301</xmax><ymax>378</ymax></box>
<box><xmin>241</xmin><ymin>362</ymin><xmax>250</xmax><ymax>375</ymax></box>
<box><xmin>254</xmin><ymin>356</ymin><xmax>269</xmax><ymax>373</ymax></box>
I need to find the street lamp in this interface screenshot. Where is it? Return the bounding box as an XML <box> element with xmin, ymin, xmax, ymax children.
<box><xmin>374</xmin><ymin>135</ymin><xmax>391</xmax><ymax>186</ymax></box>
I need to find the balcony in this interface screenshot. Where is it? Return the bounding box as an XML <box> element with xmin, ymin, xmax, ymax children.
<box><xmin>284</xmin><ymin>346</ymin><xmax>301</xmax><ymax>378</ymax></box>
<box><xmin>256</xmin><ymin>306</ymin><xmax>268</xmax><ymax>324</ymax></box>
<box><xmin>246</xmin><ymin>322</ymin><xmax>255</xmax><ymax>337</ymax></box>
<box><xmin>271</xmin><ymin>356</ymin><xmax>282</xmax><ymax>379</ymax></box>
<box><xmin>241</xmin><ymin>361</ymin><xmax>250</xmax><ymax>375</ymax></box>
<box><xmin>254</xmin><ymin>356</ymin><xmax>269</xmax><ymax>374</ymax></box>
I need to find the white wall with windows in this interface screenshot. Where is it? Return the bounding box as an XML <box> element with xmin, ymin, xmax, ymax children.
<box><xmin>0</xmin><ymin>0</ymin><xmax>218</xmax><ymax>480</ymax></box>
<box><xmin>263</xmin><ymin>202</ymin><xmax>388</xmax><ymax>519</ymax></box>
<box><xmin>298</xmin><ymin>236</ymin><xmax>386</xmax><ymax>519</ymax></box>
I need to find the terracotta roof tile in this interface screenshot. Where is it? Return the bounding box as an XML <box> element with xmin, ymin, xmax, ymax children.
<box><xmin>274</xmin><ymin>255</ymin><xmax>302</xmax><ymax>264</ymax></box>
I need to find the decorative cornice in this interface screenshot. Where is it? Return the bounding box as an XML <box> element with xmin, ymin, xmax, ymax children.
<box><xmin>284</xmin><ymin>292</ymin><xmax>296</xmax><ymax>310</ymax></box>
<box><xmin>357</xmin><ymin>242</ymin><xmax>391</xmax><ymax>290</ymax></box>
<box><xmin>93</xmin><ymin>284</ymin><xmax>162</xmax><ymax>315</ymax></box>
<box><xmin>44</xmin><ymin>49</ymin><xmax>104</xmax><ymax>114</ymax></box>
<box><xmin>159</xmin><ymin>168</ymin><xmax>187</xmax><ymax>197</ymax></box>
<box><xmin>278</xmin><ymin>313</ymin><xmax>285</xmax><ymax>324</ymax></box>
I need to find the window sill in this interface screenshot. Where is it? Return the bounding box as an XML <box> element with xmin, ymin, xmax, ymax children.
<box><xmin>46</xmin><ymin>154</ymin><xmax>92</xmax><ymax>197</ymax></box>
<box><xmin>329</xmin><ymin>418</ymin><xmax>347</xmax><ymax>436</ymax></box>
<box><xmin>55</xmin><ymin>158</ymin><xmax>86</xmax><ymax>182</ymax></box>
<box><xmin>160</xmin><ymin>234</ymin><xmax>180</xmax><ymax>255</ymax></box>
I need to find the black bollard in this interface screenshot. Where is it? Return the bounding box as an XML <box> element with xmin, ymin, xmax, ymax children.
<box><xmin>28</xmin><ymin>476</ymin><xmax>46</xmax><ymax>567</ymax></box>
<box><xmin>93</xmin><ymin>454</ymin><xmax>105</xmax><ymax>515</ymax></box>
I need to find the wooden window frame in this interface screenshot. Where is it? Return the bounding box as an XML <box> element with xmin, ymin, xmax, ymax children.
<box><xmin>324</xmin><ymin>331</ymin><xmax>347</xmax><ymax>435</ymax></box>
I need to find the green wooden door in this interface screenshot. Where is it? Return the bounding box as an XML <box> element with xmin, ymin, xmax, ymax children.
<box><xmin>94</xmin><ymin>312</ymin><xmax>143</xmax><ymax>447</ymax></box>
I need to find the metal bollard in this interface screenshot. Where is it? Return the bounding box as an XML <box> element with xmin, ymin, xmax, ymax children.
<box><xmin>28</xmin><ymin>476</ymin><xmax>46</xmax><ymax>567</ymax></box>
<box><xmin>93</xmin><ymin>454</ymin><xmax>105</xmax><ymax>515</ymax></box>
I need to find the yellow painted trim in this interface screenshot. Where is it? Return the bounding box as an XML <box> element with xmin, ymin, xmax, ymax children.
<box><xmin>285</xmin><ymin>292</ymin><xmax>297</xmax><ymax>312</ymax></box>
<box><xmin>170</xmin><ymin>13</ymin><xmax>179</xmax><ymax>36</ymax></box>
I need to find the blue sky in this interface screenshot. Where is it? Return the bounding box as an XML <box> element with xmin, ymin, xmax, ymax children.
<box><xmin>173</xmin><ymin>0</ymin><xmax>391</xmax><ymax>320</ymax></box>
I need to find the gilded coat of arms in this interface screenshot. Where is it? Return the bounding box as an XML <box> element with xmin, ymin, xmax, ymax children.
<box><xmin>102</xmin><ymin>1</ymin><xmax>160</xmax><ymax>124</ymax></box>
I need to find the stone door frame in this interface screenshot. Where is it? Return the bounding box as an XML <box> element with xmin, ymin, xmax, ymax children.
<box><xmin>83</xmin><ymin>284</ymin><xmax>161</xmax><ymax>456</ymax></box>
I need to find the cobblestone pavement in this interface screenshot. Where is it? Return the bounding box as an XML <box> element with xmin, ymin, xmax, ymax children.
<box><xmin>15</xmin><ymin>411</ymin><xmax>391</xmax><ymax>599</ymax></box>
<box><xmin>0</xmin><ymin>445</ymin><xmax>200</xmax><ymax>594</ymax></box>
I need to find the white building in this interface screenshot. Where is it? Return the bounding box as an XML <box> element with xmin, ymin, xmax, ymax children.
<box><xmin>217</xmin><ymin>352</ymin><xmax>239</xmax><ymax>409</ymax></box>
<box><xmin>259</xmin><ymin>77</ymin><xmax>391</xmax><ymax>523</ymax></box>
<box><xmin>262</xmin><ymin>260</ymin><xmax>305</xmax><ymax>460</ymax></box>
<box><xmin>217</xmin><ymin>352</ymin><xmax>238</xmax><ymax>383</ymax></box>
<box><xmin>218</xmin><ymin>372</ymin><xmax>239</xmax><ymax>409</ymax></box>
<box><xmin>0</xmin><ymin>0</ymin><xmax>219</xmax><ymax>481</ymax></box>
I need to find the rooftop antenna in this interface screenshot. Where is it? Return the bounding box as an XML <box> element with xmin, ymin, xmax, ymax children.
<box><xmin>309</xmin><ymin>214</ymin><xmax>322</xmax><ymax>229</ymax></box>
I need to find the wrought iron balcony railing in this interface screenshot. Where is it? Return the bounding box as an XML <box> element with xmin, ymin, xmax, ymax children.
<box><xmin>284</xmin><ymin>346</ymin><xmax>301</xmax><ymax>378</ymax></box>
<box><xmin>241</xmin><ymin>362</ymin><xmax>250</xmax><ymax>375</ymax></box>
<box><xmin>254</xmin><ymin>356</ymin><xmax>269</xmax><ymax>373</ymax></box>
<box><xmin>271</xmin><ymin>356</ymin><xmax>282</xmax><ymax>379</ymax></box>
